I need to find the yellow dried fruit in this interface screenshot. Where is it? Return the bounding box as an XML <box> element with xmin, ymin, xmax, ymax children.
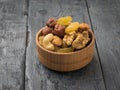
<box><xmin>65</xmin><ymin>22</ymin><xmax>80</xmax><ymax>34</ymax></box>
<box><xmin>57</xmin><ymin>16</ymin><xmax>72</xmax><ymax>26</ymax></box>
<box><xmin>57</xmin><ymin>47</ymin><xmax>74</xmax><ymax>53</ymax></box>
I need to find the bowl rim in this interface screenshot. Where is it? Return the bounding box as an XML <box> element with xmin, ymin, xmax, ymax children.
<box><xmin>36</xmin><ymin>27</ymin><xmax>95</xmax><ymax>55</ymax></box>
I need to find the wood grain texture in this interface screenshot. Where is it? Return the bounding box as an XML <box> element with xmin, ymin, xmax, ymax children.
<box><xmin>25</xmin><ymin>0</ymin><xmax>105</xmax><ymax>90</ymax></box>
<box><xmin>0</xmin><ymin>0</ymin><xmax>26</xmax><ymax>90</ymax></box>
<box><xmin>87</xmin><ymin>0</ymin><xmax>120</xmax><ymax>90</ymax></box>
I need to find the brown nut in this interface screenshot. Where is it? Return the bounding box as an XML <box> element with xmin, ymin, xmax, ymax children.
<box><xmin>46</xmin><ymin>18</ymin><xmax>57</xmax><ymax>28</ymax></box>
<box><xmin>52</xmin><ymin>24</ymin><xmax>65</xmax><ymax>38</ymax></box>
<box><xmin>82</xmin><ymin>31</ymin><xmax>89</xmax><ymax>39</ymax></box>
<box><xmin>52</xmin><ymin>36</ymin><xmax>62</xmax><ymax>46</ymax></box>
<box><xmin>72</xmin><ymin>33</ymin><xmax>85</xmax><ymax>49</ymax></box>
<box><xmin>41</xmin><ymin>26</ymin><xmax>53</xmax><ymax>35</ymax></box>
<box><xmin>79</xmin><ymin>23</ymin><xmax>90</xmax><ymax>30</ymax></box>
<box><xmin>72</xmin><ymin>32</ymin><xmax>90</xmax><ymax>49</ymax></box>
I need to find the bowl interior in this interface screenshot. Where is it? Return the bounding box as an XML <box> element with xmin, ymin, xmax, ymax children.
<box><xmin>36</xmin><ymin>28</ymin><xmax>94</xmax><ymax>55</ymax></box>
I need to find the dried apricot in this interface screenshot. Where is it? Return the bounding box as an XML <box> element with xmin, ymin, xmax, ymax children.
<box><xmin>79</xmin><ymin>23</ymin><xmax>90</xmax><ymax>30</ymax></box>
<box><xmin>57</xmin><ymin>16</ymin><xmax>72</xmax><ymax>26</ymax></box>
<box><xmin>65</xmin><ymin>22</ymin><xmax>79</xmax><ymax>34</ymax></box>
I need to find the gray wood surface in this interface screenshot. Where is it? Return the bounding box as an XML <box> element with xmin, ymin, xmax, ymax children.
<box><xmin>0</xmin><ymin>0</ymin><xmax>120</xmax><ymax>90</ymax></box>
<box><xmin>87</xmin><ymin>0</ymin><xmax>120</xmax><ymax>90</ymax></box>
<box><xmin>0</xmin><ymin>0</ymin><xmax>26</xmax><ymax>90</ymax></box>
<box><xmin>25</xmin><ymin>0</ymin><xmax>105</xmax><ymax>90</ymax></box>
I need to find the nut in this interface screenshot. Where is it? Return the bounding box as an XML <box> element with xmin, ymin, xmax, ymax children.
<box><xmin>72</xmin><ymin>32</ymin><xmax>90</xmax><ymax>49</ymax></box>
<box><xmin>63</xmin><ymin>32</ymin><xmax>76</xmax><ymax>46</ymax></box>
<box><xmin>46</xmin><ymin>18</ymin><xmax>57</xmax><ymax>28</ymax></box>
<box><xmin>39</xmin><ymin>36</ymin><xmax>44</xmax><ymax>45</ymax></box>
<box><xmin>82</xmin><ymin>31</ymin><xmax>89</xmax><ymax>39</ymax></box>
<box><xmin>41</xmin><ymin>26</ymin><xmax>53</xmax><ymax>35</ymax></box>
<box><xmin>72</xmin><ymin>33</ymin><xmax>85</xmax><ymax>49</ymax></box>
<box><xmin>42</xmin><ymin>33</ymin><xmax>55</xmax><ymax>50</ymax></box>
<box><xmin>52</xmin><ymin>36</ymin><xmax>62</xmax><ymax>46</ymax></box>
<box><xmin>52</xmin><ymin>24</ymin><xmax>65</xmax><ymax>38</ymax></box>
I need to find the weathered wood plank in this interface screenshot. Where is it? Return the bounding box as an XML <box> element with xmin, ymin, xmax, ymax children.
<box><xmin>0</xmin><ymin>0</ymin><xmax>26</xmax><ymax>90</ymax></box>
<box><xmin>87</xmin><ymin>0</ymin><xmax>120</xmax><ymax>90</ymax></box>
<box><xmin>25</xmin><ymin>0</ymin><xmax>106</xmax><ymax>90</ymax></box>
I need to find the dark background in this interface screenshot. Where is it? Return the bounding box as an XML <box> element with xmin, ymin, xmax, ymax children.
<box><xmin>0</xmin><ymin>0</ymin><xmax>120</xmax><ymax>90</ymax></box>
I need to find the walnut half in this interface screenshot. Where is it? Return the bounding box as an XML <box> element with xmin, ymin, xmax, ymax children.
<box><xmin>63</xmin><ymin>32</ymin><xmax>76</xmax><ymax>46</ymax></box>
<box><xmin>72</xmin><ymin>31</ymin><xmax>90</xmax><ymax>49</ymax></box>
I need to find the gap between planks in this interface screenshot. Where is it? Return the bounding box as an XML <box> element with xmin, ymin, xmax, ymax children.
<box><xmin>23</xmin><ymin>0</ymin><xmax>30</xmax><ymax>90</ymax></box>
<box><xmin>85</xmin><ymin>0</ymin><xmax>107</xmax><ymax>90</ymax></box>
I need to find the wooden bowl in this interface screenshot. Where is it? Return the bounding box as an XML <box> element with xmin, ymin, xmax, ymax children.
<box><xmin>36</xmin><ymin>28</ymin><xmax>95</xmax><ymax>72</ymax></box>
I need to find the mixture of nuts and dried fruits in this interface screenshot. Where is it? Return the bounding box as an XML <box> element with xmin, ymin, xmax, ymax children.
<box><xmin>38</xmin><ymin>16</ymin><xmax>91</xmax><ymax>53</ymax></box>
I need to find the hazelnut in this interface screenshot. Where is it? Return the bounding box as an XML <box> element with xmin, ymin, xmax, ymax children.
<box><xmin>46</xmin><ymin>18</ymin><xmax>57</xmax><ymax>28</ymax></box>
<box><xmin>79</xmin><ymin>23</ymin><xmax>90</xmax><ymax>30</ymax></box>
<box><xmin>41</xmin><ymin>26</ymin><xmax>53</xmax><ymax>35</ymax></box>
<box><xmin>52</xmin><ymin>24</ymin><xmax>65</xmax><ymax>38</ymax></box>
<box><xmin>52</xmin><ymin>36</ymin><xmax>62</xmax><ymax>46</ymax></box>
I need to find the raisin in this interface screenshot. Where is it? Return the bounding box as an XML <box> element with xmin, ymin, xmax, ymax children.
<box><xmin>57</xmin><ymin>16</ymin><xmax>72</xmax><ymax>26</ymax></box>
<box><xmin>65</xmin><ymin>22</ymin><xmax>79</xmax><ymax>34</ymax></box>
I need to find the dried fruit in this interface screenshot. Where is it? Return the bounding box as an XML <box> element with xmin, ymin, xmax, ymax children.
<box><xmin>57</xmin><ymin>16</ymin><xmax>72</xmax><ymax>26</ymax></box>
<box><xmin>52</xmin><ymin>24</ymin><xmax>65</xmax><ymax>38</ymax></box>
<box><xmin>46</xmin><ymin>18</ymin><xmax>57</xmax><ymax>27</ymax></box>
<box><xmin>65</xmin><ymin>22</ymin><xmax>80</xmax><ymax>34</ymax></box>
<box><xmin>57</xmin><ymin>47</ymin><xmax>74</xmax><ymax>53</ymax></box>
<box><xmin>79</xmin><ymin>23</ymin><xmax>90</xmax><ymax>30</ymax></box>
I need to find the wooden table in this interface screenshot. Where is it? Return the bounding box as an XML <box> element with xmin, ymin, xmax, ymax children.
<box><xmin>0</xmin><ymin>0</ymin><xmax>120</xmax><ymax>90</ymax></box>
